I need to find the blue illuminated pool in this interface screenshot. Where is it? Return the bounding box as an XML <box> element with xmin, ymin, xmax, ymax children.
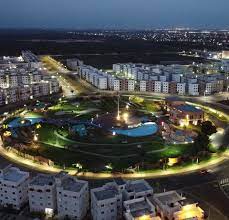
<box><xmin>111</xmin><ymin>122</ymin><xmax>158</xmax><ymax>137</ymax></box>
<box><xmin>8</xmin><ymin>117</ymin><xmax>43</xmax><ymax>128</ymax></box>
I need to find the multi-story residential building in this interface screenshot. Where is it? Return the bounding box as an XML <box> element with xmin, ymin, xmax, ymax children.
<box><xmin>127</xmin><ymin>80</ymin><xmax>135</xmax><ymax>91</ymax></box>
<box><xmin>28</xmin><ymin>174</ymin><xmax>56</xmax><ymax>215</ymax></box>
<box><xmin>67</xmin><ymin>58</ymin><xmax>83</xmax><ymax>70</ymax></box>
<box><xmin>123</xmin><ymin>179</ymin><xmax>154</xmax><ymax>200</ymax></box>
<box><xmin>0</xmin><ymin>52</ymin><xmax>60</xmax><ymax>106</ymax></box>
<box><xmin>55</xmin><ymin>172</ymin><xmax>89</xmax><ymax>220</ymax></box>
<box><xmin>0</xmin><ymin>165</ymin><xmax>30</xmax><ymax>210</ymax></box>
<box><xmin>4</xmin><ymin>88</ymin><xmax>18</xmax><ymax>104</ymax></box>
<box><xmin>114</xmin><ymin>79</ymin><xmax>121</xmax><ymax>91</ymax></box>
<box><xmin>188</xmin><ymin>83</ymin><xmax>199</xmax><ymax>96</ymax></box>
<box><xmin>80</xmin><ymin>62</ymin><xmax>228</xmax><ymax>95</ymax></box>
<box><xmin>176</xmin><ymin>83</ymin><xmax>186</xmax><ymax>95</ymax></box>
<box><xmin>153</xmin><ymin>191</ymin><xmax>204</xmax><ymax>220</ymax></box>
<box><xmin>0</xmin><ymin>89</ymin><xmax>5</xmax><ymax>105</ymax></box>
<box><xmin>18</xmin><ymin>85</ymin><xmax>31</xmax><ymax>101</ymax></box>
<box><xmin>123</xmin><ymin>197</ymin><xmax>160</xmax><ymax>220</ymax></box>
<box><xmin>140</xmin><ymin>80</ymin><xmax>147</xmax><ymax>92</ymax></box>
<box><xmin>154</xmin><ymin>81</ymin><xmax>162</xmax><ymax>93</ymax></box>
<box><xmin>91</xmin><ymin>182</ymin><xmax>123</xmax><ymax>220</ymax></box>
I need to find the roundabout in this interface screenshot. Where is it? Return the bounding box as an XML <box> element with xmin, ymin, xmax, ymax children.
<box><xmin>0</xmin><ymin>95</ymin><xmax>228</xmax><ymax>178</ymax></box>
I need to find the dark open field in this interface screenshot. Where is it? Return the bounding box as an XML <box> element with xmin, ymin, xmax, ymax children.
<box><xmin>0</xmin><ymin>29</ymin><xmax>210</xmax><ymax>68</ymax></box>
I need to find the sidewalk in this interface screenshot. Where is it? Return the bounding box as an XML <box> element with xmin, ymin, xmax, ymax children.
<box><xmin>0</xmin><ymin>142</ymin><xmax>228</xmax><ymax>179</ymax></box>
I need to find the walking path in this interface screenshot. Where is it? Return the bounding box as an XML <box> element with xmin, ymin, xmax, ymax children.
<box><xmin>0</xmin><ymin>140</ymin><xmax>228</xmax><ymax>179</ymax></box>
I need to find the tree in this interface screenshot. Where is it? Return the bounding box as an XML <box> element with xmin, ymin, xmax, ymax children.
<box><xmin>137</xmin><ymin>146</ymin><xmax>147</xmax><ymax>169</ymax></box>
<box><xmin>193</xmin><ymin>132</ymin><xmax>210</xmax><ymax>155</ymax></box>
<box><xmin>201</xmin><ymin>121</ymin><xmax>217</xmax><ymax>136</ymax></box>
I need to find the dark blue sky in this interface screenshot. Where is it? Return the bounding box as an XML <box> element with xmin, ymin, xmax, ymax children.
<box><xmin>1</xmin><ymin>0</ymin><xmax>228</xmax><ymax>29</ymax></box>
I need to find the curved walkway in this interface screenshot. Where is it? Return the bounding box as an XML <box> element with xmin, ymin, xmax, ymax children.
<box><xmin>0</xmin><ymin>142</ymin><xmax>228</xmax><ymax>179</ymax></box>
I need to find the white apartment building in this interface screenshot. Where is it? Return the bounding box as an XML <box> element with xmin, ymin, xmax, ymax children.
<box><xmin>140</xmin><ymin>81</ymin><xmax>147</xmax><ymax>92</ymax></box>
<box><xmin>39</xmin><ymin>82</ymin><xmax>50</xmax><ymax>96</ymax></box>
<box><xmin>128</xmin><ymin>80</ymin><xmax>135</xmax><ymax>91</ymax></box>
<box><xmin>49</xmin><ymin>79</ymin><xmax>60</xmax><ymax>94</ymax></box>
<box><xmin>162</xmin><ymin>82</ymin><xmax>169</xmax><ymax>93</ymax></box>
<box><xmin>113</xmin><ymin>63</ymin><xmax>122</xmax><ymax>73</ymax></box>
<box><xmin>18</xmin><ymin>85</ymin><xmax>31</xmax><ymax>101</ymax></box>
<box><xmin>188</xmin><ymin>83</ymin><xmax>199</xmax><ymax>96</ymax></box>
<box><xmin>67</xmin><ymin>59</ymin><xmax>83</xmax><ymax>70</ymax></box>
<box><xmin>0</xmin><ymin>90</ymin><xmax>4</xmax><ymax>105</ymax></box>
<box><xmin>176</xmin><ymin>83</ymin><xmax>186</xmax><ymax>95</ymax></box>
<box><xmin>97</xmin><ymin>77</ymin><xmax>108</xmax><ymax>90</ymax></box>
<box><xmin>4</xmin><ymin>88</ymin><xmax>18</xmax><ymax>104</ymax></box>
<box><xmin>0</xmin><ymin>165</ymin><xmax>30</xmax><ymax>210</ymax></box>
<box><xmin>172</xmin><ymin>74</ymin><xmax>182</xmax><ymax>83</ymax></box>
<box><xmin>55</xmin><ymin>172</ymin><xmax>89</xmax><ymax>220</ymax></box>
<box><xmin>0</xmin><ymin>74</ymin><xmax>8</xmax><ymax>88</ymax></box>
<box><xmin>123</xmin><ymin>179</ymin><xmax>154</xmax><ymax>200</ymax></box>
<box><xmin>91</xmin><ymin>182</ymin><xmax>123</xmax><ymax>220</ymax></box>
<box><xmin>81</xmin><ymin>62</ymin><xmax>228</xmax><ymax>95</ymax></box>
<box><xmin>114</xmin><ymin>79</ymin><xmax>121</xmax><ymax>91</ymax></box>
<box><xmin>153</xmin><ymin>191</ymin><xmax>204</xmax><ymax>220</ymax></box>
<box><xmin>154</xmin><ymin>81</ymin><xmax>162</xmax><ymax>93</ymax></box>
<box><xmin>28</xmin><ymin>174</ymin><xmax>56</xmax><ymax>215</ymax></box>
<box><xmin>7</xmin><ymin>75</ymin><xmax>18</xmax><ymax>87</ymax></box>
<box><xmin>123</xmin><ymin>197</ymin><xmax>160</xmax><ymax>220</ymax></box>
<box><xmin>159</xmin><ymin>75</ymin><xmax>167</xmax><ymax>82</ymax></box>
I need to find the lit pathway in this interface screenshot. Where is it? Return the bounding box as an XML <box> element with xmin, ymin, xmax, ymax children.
<box><xmin>0</xmin><ymin>140</ymin><xmax>228</xmax><ymax>179</ymax></box>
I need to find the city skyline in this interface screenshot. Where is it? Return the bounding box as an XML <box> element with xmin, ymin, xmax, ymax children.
<box><xmin>1</xmin><ymin>0</ymin><xmax>229</xmax><ymax>29</ymax></box>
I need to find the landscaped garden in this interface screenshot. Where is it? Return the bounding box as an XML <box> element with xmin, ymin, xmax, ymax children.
<box><xmin>1</xmin><ymin>96</ymin><xmax>228</xmax><ymax>173</ymax></box>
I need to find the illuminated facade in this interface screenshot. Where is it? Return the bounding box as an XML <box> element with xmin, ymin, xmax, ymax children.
<box><xmin>153</xmin><ymin>191</ymin><xmax>204</xmax><ymax>220</ymax></box>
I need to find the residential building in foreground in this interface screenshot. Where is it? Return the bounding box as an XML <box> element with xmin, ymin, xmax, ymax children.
<box><xmin>123</xmin><ymin>197</ymin><xmax>160</xmax><ymax>220</ymax></box>
<box><xmin>0</xmin><ymin>164</ymin><xmax>30</xmax><ymax>210</ymax></box>
<box><xmin>152</xmin><ymin>191</ymin><xmax>204</xmax><ymax>220</ymax></box>
<box><xmin>123</xmin><ymin>179</ymin><xmax>154</xmax><ymax>200</ymax></box>
<box><xmin>28</xmin><ymin>174</ymin><xmax>56</xmax><ymax>215</ymax></box>
<box><xmin>91</xmin><ymin>181</ymin><xmax>123</xmax><ymax>220</ymax></box>
<box><xmin>56</xmin><ymin>172</ymin><xmax>89</xmax><ymax>220</ymax></box>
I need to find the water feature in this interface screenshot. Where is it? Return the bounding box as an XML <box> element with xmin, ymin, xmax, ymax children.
<box><xmin>111</xmin><ymin>122</ymin><xmax>158</xmax><ymax>137</ymax></box>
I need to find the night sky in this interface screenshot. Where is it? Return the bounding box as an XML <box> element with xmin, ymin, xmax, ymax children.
<box><xmin>1</xmin><ymin>0</ymin><xmax>228</xmax><ymax>29</ymax></box>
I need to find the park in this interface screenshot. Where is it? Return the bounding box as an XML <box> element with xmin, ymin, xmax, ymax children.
<box><xmin>1</xmin><ymin>95</ymin><xmax>228</xmax><ymax>175</ymax></box>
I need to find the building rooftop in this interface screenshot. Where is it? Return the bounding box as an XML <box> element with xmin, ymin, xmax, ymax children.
<box><xmin>129</xmin><ymin>201</ymin><xmax>152</xmax><ymax>218</ymax></box>
<box><xmin>94</xmin><ymin>186</ymin><xmax>119</xmax><ymax>201</ymax></box>
<box><xmin>176</xmin><ymin>104</ymin><xmax>203</xmax><ymax>113</ymax></box>
<box><xmin>154</xmin><ymin>191</ymin><xmax>183</xmax><ymax>207</ymax></box>
<box><xmin>126</xmin><ymin>180</ymin><xmax>152</xmax><ymax>193</ymax></box>
<box><xmin>0</xmin><ymin>166</ymin><xmax>28</xmax><ymax>183</ymax></box>
<box><xmin>30</xmin><ymin>174</ymin><xmax>55</xmax><ymax>187</ymax></box>
<box><xmin>61</xmin><ymin>177</ymin><xmax>86</xmax><ymax>193</ymax></box>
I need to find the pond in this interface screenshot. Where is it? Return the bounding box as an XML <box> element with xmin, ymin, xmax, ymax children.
<box><xmin>111</xmin><ymin>122</ymin><xmax>158</xmax><ymax>137</ymax></box>
<box><xmin>8</xmin><ymin>117</ymin><xmax>43</xmax><ymax>128</ymax></box>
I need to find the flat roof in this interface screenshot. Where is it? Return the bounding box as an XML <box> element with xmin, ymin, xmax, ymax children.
<box><xmin>61</xmin><ymin>177</ymin><xmax>86</xmax><ymax>193</ymax></box>
<box><xmin>126</xmin><ymin>181</ymin><xmax>152</xmax><ymax>193</ymax></box>
<box><xmin>176</xmin><ymin>104</ymin><xmax>203</xmax><ymax>113</ymax></box>
<box><xmin>2</xmin><ymin>168</ymin><xmax>27</xmax><ymax>182</ymax></box>
<box><xmin>30</xmin><ymin>174</ymin><xmax>55</xmax><ymax>186</ymax></box>
<box><xmin>127</xmin><ymin>199</ymin><xmax>155</xmax><ymax>218</ymax></box>
<box><xmin>154</xmin><ymin>191</ymin><xmax>182</xmax><ymax>206</ymax></box>
<box><xmin>94</xmin><ymin>187</ymin><xmax>119</xmax><ymax>201</ymax></box>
